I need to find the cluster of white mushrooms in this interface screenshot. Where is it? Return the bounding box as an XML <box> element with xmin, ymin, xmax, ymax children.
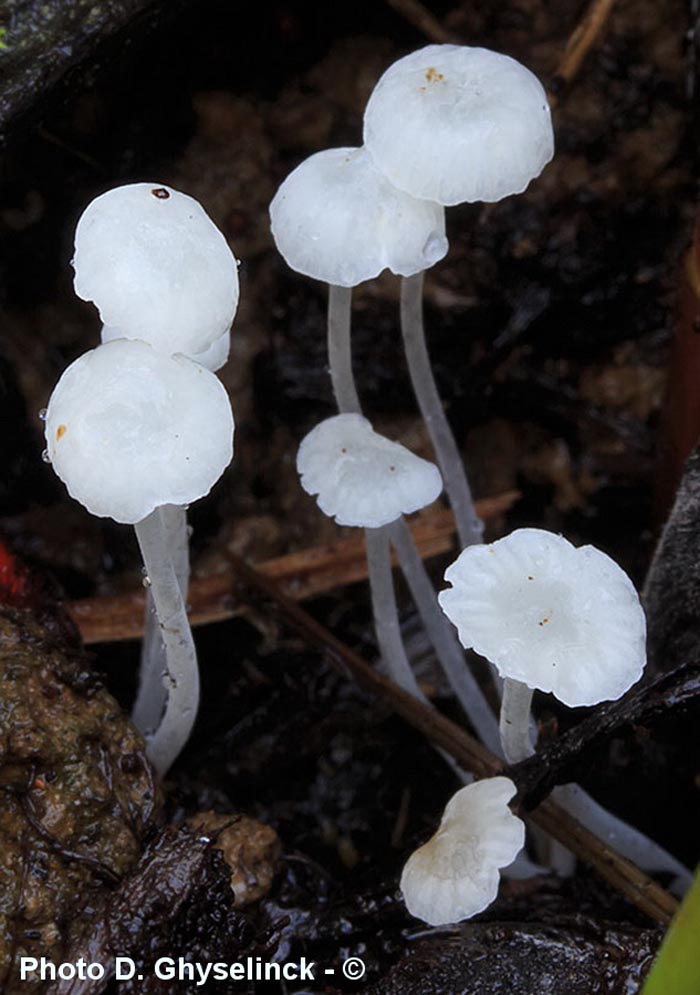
<box><xmin>44</xmin><ymin>183</ymin><xmax>238</xmax><ymax>777</ymax></box>
<box><xmin>40</xmin><ymin>42</ymin><xmax>692</xmax><ymax>930</ymax></box>
<box><xmin>271</xmin><ymin>43</ymin><xmax>692</xmax><ymax>925</ymax></box>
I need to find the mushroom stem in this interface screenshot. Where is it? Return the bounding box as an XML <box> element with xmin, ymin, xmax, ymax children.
<box><xmin>327</xmin><ymin>285</ymin><xmax>361</xmax><ymax>414</ymax></box>
<box><xmin>497</xmin><ymin>683</ymin><xmax>687</xmax><ymax>889</ymax></box>
<box><xmin>366</xmin><ymin>528</ymin><xmax>474</xmax><ymax>785</ymax></box>
<box><xmin>388</xmin><ymin>517</ymin><xmax>501</xmax><ymax>754</ymax></box>
<box><xmin>326</xmin><ymin>285</ymin><xmax>419</xmax><ymax>693</ymax></box>
<box><xmin>366</xmin><ymin>527</ymin><xmax>425</xmax><ymax>697</ymax></box>
<box><xmin>133</xmin><ymin>508</ymin><xmax>199</xmax><ymax>778</ymax></box>
<box><xmin>400</xmin><ymin>272</ymin><xmax>483</xmax><ymax>549</ymax></box>
<box><xmin>132</xmin><ymin>504</ymin><xmax>191</xmax><ymax>736</ymax></box>
<box><xmin>499</xmin><ymin>677</ymin><xmax>534</xmax><ymax>763</ymax></box>
<box><xmin>551</xmin><ymin>783</ymin><xmax>693</xmax><ymax>895</ymax></box>
<box><xmin>325</xmin><ymin>282</ymin><xmax>499</xmax><ymax>750</ymax></box>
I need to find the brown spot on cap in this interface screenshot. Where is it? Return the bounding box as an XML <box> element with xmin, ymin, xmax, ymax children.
<box><xmin>56</xmin><ymin>424</ymin><xmax>67</xmax><ymax>441</ymax></box>
<box><xmin>425</xmin><ymin>67</ymin><xmax>445</xmax><ymax>84</ymax></box>
<box><xmin>151</xmin><ymin>187</ymin><xmax>170</xmax><ymax>199</ymax></box>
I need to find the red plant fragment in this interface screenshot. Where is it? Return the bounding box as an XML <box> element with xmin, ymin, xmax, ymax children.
<box><xmin>0</xmin><ymin>538</ymin><xmax>33</xmax><ymax>608</ymax></box>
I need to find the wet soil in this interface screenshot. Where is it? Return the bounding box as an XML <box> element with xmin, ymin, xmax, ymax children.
<box><xmin>0</xmin><ymin>0</ymin><xmax>698</xmax><ymax>991</ymax></box>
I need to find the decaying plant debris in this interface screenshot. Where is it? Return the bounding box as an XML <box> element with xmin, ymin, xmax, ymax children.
<box><xmin>1</xmin><ymin>0</ymin><xmax>700</xmax><ymax>991</ymax></box>
<box><xmin>0</xmin><ymin>603</ymin><xmax>159</xmax><ymax>993</ymax></box>
<box><xmin>360</xmin><ymin>920</ymin><xmax>658</xmax><ymax>995</ymax></box>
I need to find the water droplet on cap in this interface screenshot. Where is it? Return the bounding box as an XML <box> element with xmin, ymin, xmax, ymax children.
<box><xmin>38</xmin><ymin>408</ymin><xmax>48</xmax><ymax>421</ymax></box>
<box><xmin>41</xmin><ymin>449</ymin><xmax>51</xmax><ymax>464</ymax></box>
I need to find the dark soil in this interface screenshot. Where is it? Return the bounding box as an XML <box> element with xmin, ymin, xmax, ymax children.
<box><xmin>0</xmin><ymin>0</ymin><xmax>698</xmax><ymax>992</ymax></box>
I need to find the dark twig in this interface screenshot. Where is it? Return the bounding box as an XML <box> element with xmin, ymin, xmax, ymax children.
<box><xmin>228</xmin><ymin>553</ymin><xmax>679</xmax><ymax>926</ymax></box>
<box><xmin>550</xmin><ymin>0</ymin><xmax>617</xmax><ymax>101</ymax></box>
<box><xmin>383</xmin><ymin>0</ymin><xmax>460</xmax><ymax>44</ymax></box>
<box><xmin>513</xmin><ymin>663</ymin><xmax>700</xmax><ymax>806</ymax></box>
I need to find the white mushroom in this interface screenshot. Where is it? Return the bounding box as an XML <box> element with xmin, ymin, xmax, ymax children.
<box><xmin>102</xmin><ymin>324</ymin><xmax>231</xmax><ymax>373</ymax></box>
<box><xmin>44</xmin><ymin>338</ymin><xmax>234</xmax><ymax>778</ymax></box>
<box><xmin>269</xmin><ymin>142</ymin><xmax>494</xmax><ymax>749</ymax></box>
<box><xmin>435</xmin><ymin>529</ymin><xmax>694</xmax><ymax>893</ymax></box>
<box><xmin>363</xmin><ymin>45</ymin><xmax>554</xmax><ymax>206</ymax></box>
<box><xmin>438</xmin><ymin>528</ymin><xmax>647</xmax><ymax>712</ymax></box>
<box><xmin>401</xmin><ymin>776</ymin><xmax>525</xmax><ymax>926</ymax></box>
<box><xmin>297</xmin><ymin>413</ymin><xmax>442</xmax><ymax>529</ymax></box>
<box><xmin>74</xmin><ymin>183</ymin><xmax>239</xmax><ymax>357</ymax></box>
<box><xmin>362</xmin><ymin>45</ymin><xmax>550</xmax><ymax>548</ymax></box>
<box><xmin>46</xmin><ymin>339</ymin><xmax>233</xmax><ymax>525</ymax></box>
<box><xmin>269</xmin><ymin>146</ymin><xmax>447</xmax><ymax>288</ymax></box>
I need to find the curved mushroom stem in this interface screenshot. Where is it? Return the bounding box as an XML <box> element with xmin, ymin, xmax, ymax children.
<box><xmin>132</xmin><ymin>504</ymin><xmax>190</xmax><ymax>736</ymax></box>
<box><xmin>388</xmin><ymin>517</ymin><xmax>501</xmax><ymax>754</ymax></box>
<box><xmin>134</xmin><ymin>508</ymin><xmax>199</xmax><ymax>778</ymax></box>
<box><xmin>497</xmin><ymin>679</ymin><xmax>690</xmax><ymax>888</ymax></box>
<box><xmin>325</xmin><ymin>281</ymin><xmax>500</xmax><ymax>752</ymax></box>
<box><xmin>366</xmin><ymin>527</ymin><xmax>424</xmax><ymax>697</ymax></box>
<box><xmin>551</xmin><ymin>783</ymin><xmax>692</xmax><ymax>896</ymax></box>
<box><xmin>327</xmin><ymin>285</ymin><xmax>361</xmax><ymax>414</ymax></box>
<box><xmin>499</xmin><ymin>677</ymin><xmax>534</xmax><ymax>764</ymax></box>
<box><xmin>400</xmin><ymin>272</ymin><xmax>483</xmax><ymax>549</ymax></box>
<box><xmin>327</xmin><ymin>285</ymin><xmax>420</xmax><ymax>692</ymax></box>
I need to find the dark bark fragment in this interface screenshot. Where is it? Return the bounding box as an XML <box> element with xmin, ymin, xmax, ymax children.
<box><xmin>358</xmin><ymin>920</ymin><xmax>658</xmax><ymax>995</ymax></box>
<box><xmin>645</xmin><ymin>447</ymin><xmax>700</xmax><ymax>670</ymax></box>
<box><xmin>0</xmin><ymin>0</ymin><xmax>161</xmax><ymax>134</ymax></box>
<box><xmin>50</xmin><ymin>825</ymin><xmax>275</xmax><ymax>995</ymax></box>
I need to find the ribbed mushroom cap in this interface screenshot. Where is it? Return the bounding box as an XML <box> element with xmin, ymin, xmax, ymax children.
<box><xmin>401</xmin><ymin>777</ymin><xmax>524</xmax><ymax>926</ymax></box>
<box><xmin>45</xmin><ymin>339</ymin><xmax>234</xmax><ymax>525</ymax></box>
<box><xmin>364</xmin><ymin>45</ymin><xmax>554</xmax><ymax>206</ymax></box>
<box><xmin>438</xmin><ymin>528</ymin><xmax>647</xmax><ymax>707</ymax></box>
<box><xmin>74</xmin><ymin>183</ymin><xmax>239</xmax><ymax>356</ymax></box>
<box><xmin>102</xmin><ymin>325</ymin><xmax>231</xmax><ymax>372</ymax></box>
<box><xmin>269</xmin><ymin>147</ymin><xmax>448</xmax><ymax>287</ymax></box>
<box><xmin>297</xmin><ymin>413</ymin><xmax>442</xmax><ymax>528</ymax></box>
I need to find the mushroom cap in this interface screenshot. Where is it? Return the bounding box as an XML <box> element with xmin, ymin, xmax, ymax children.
<box><xmin>401</xmin><ymin>777</ymin><xmax>524</xmax><ymax>926</ymax></box>
<box><xmin>190</xmin><ymin>329</ymin><xmax>231</xmax><ymax>372</ymax></box>
<box><xmin>45</xmin><ymin>339</ymin><xmax>234</xmax><ymax>525</ymax></box>
<box><xmin>73</xmin><ymin>183</ymin><xmax>239</xmax><ymax>356</ymax></box>
<box><xmin>363</xmin><ymin>45</ymin><xmax>554</xmax><ymax>206</ymax></box>
<box><xmin>297</xmin><ymin>413</ymin><xmax>442</xmax><ymax>528</ymax></box>
<box><xmin>269</xmin><ymin>147</ymin><xmax>448</xmax><ymax>287</ymax></box>
<box><xmin>438</xmin><ymin>528</ymin><xmax>647</xmax><ymax>707</ymax></box>
<box><xmin>102</xmin><ymin>325</ymin><xmax>231</xmax><ymax>372</ymax></box>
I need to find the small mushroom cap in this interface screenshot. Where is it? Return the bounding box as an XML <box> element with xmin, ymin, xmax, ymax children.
<box><xmin>74</xmin><ymin>183</ymin><xmax>239</xmax><ymax>356</ymax></box>
<box><xmin>438</xmin><ymin>528</ymin><xmax>647</xmax><ymax>707</ymax></box>
<box><xmin>269</xmin><ymin>147</ymin><xmax>448</xmax><ymax>287</ymax></box>
<box><xmin>102</xmin><ymin>325</ymin><xmax>231</xmax><ymax>372</ymax></box>
<box><xmin>401</xmin><ymin>777</ymin><xmax>524</xmax><ymax>926</ymax></box>
<box><xmin>364</xmin><ymin>45</ymin><xmax>554</xmax><ymax>206</ymax></box>
<box><xmin>190</xmin><ymin>329</ymin><xmax>231</xmax><ymax>372</ymax></box>
<box><xmin>45</xmin><ymin>339</ymin><xmax>234</xmax><ymax>525</ymax></box>
<box><xmin>297</xmin><ymin>413</ymin><xmax>442</xmax><ymax>528</ymax></box>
